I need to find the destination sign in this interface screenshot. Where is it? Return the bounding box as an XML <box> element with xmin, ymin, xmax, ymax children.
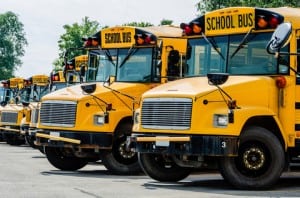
<box><xmin>205</xmin><ymin>8</ymin><xmax>255</xmax><ymax>35</ymax></box>
<box><xmin>10</xmin><ymin>78</ymin><xmax>24</xmax><ymax>88</ymax></box>
<box><xmin>101</xmin><ymin>27</ymin><xmax>135</xmax><ymax>48</ymax></box>
<box><xmin>32</xmin><ymin>76</ymin><xmax>48</xmax><ymax>84</ymax></box>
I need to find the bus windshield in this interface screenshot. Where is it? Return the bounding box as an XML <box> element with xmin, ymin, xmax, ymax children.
<box><xmin>20</xmin><ymin>85</ymin><xmax>50</xmax><ymax>102</ymax></box>
<box><xmin>86</xmin><ymin>47</ymin><xmax>155</xmax><ymax>83</ymax></box>
<box><xmin>86</xmin><ymin>49</ymin><xmax>117</xmax><ymax>82</ymax></box>
<box><xmin>117</xmin><ymin>48</ymin><xmax>153</xmax><ymax>82</ymax></box>
<box><xmin>186</xmin><ymin>32</ymin><xmax>289</xmax><ymax>76</ymax></box>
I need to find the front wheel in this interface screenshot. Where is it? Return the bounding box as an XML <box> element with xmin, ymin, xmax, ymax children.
<box><xmin>139</xmin><ymin>153</ymin><xmax>191</xmax><ymax>182</ymax></box>
<box><xmin>101</xmin><ymin>122</ymin><xmax>141</xmax><ymax>175</ymax></box>
<box><xmin>219</xmin><ymin>126</ymin><xmax>285</xmax><ymax>189</ymax></box>
<box><xmin>45</xmin><ymin>147</ymin><xmax>88</xmax><ymax>171</ymax></box>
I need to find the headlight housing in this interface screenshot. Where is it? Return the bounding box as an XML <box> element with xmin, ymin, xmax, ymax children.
<box><xmin>213</xmin><ymin>114</ymin><xmax>228</xmax><ymax>127</ymax></box>
<box><xmin>133</xmin><ymin>109</ymin><xmax>140</xmax><ymax>125</ymax></box>
<box><xmin>94</xmin><ymin>114</ymin><xmax>106</xmax><ymax>125</ymax></box>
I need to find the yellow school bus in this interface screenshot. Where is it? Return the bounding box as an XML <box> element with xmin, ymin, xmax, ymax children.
<box><xmin>0</xmin><ymin>80</ymin><xmax>16</xmax><ymax>141</ymax></box>
<box><xmin>20</xmin><ymin>74</ymin><xmax>50</xmax><ymax>147</ymax></box>
<box><xmin>35</xmin><ymin>25</ymin><xmax>187</xmax><ymax>173</ymax></box>
<box><xmin>0</xmin><ymin>77</ymin><xmax>26</xmax><ymax>145</ymax></box>
<box><xmin>130</xmin><ymin>7</ymin><xmax>300</xmax><ymax>189</ymax></box>
<box><xmin>27</xmin><ymin>56</ymin><xmax>88</xmax><ymax>149</ymax></box>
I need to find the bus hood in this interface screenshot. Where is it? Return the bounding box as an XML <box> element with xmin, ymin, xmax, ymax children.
<box><xmin>41</xmin><ymin>82</ymin><xmax>155</xmax><ymax>102</ymax></box>
<box><xmin>1</xmin><ymin>104</ymin><xmax>24</xmax><ymax>112</ymax></box>
<box><xmin>143</xmin><ymin>76</ymin><xmax>276</xmax><ymax>103</ymax></box>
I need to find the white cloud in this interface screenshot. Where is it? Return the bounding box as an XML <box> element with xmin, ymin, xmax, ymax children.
<box><xmin>0</xmin><ymin>0</ymin><xmax>198</xmax><ymax>78</ymax></box>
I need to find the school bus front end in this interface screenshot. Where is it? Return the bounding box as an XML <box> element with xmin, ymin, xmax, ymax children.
<box><xmin>131</xmin><ymin>7</ymin><xmax>300</xmax><ymax>189</ymax></box>
<box><xmin>35</xmin><ymin>25</ymin><xmax>187</xmax><ymax>174</ymax></box>
<box><xmin>0</xmin><ymin>77</ymin><xmax>26</xmax><ymax>145</ymax></box>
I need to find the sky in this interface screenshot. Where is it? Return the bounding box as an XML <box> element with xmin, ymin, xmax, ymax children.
<box><xmin>0</xmin><ymin>0</ymin><xmax>199</xmax><ymax>78</ymax></box>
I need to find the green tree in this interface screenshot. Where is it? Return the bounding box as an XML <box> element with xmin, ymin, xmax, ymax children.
<box><xmin>196</xmin><ymin>0</ymin><xmax>299</xmax><ymax>14</ymax></box>
<box><xmin>55</xmin><ymin>17</ymin><xmax>100</xmax><ymax>69</ymax></box>
<box><xmin>160</xmin><ymin>19</ymin><xmax>173</xmax><ymax>25</ymax></box>
<box><xmin>122</xmin><ymin>22</ymin><xmax>154</xmax><ymax>27</ymax></box>
<box><xmin>0</xmin><ymin>11</ymin><xmax>27</xmax><ymax>80</ymax></box>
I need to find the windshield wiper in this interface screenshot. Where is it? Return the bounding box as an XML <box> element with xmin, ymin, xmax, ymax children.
<box><xmin>104</xmin><ymin>50</ymin><xmax>116</xmax><ymax>67</ymax></box>
<box><xmin>119</xmin><ymin>46</ymin><xmax>139</xmax><ymax>68</ymax></box>
<box><xmin>230</xmin><ymin>28</ymin><xmax>255</xmax><ymax>59</ymax></box>
<box><xmin>202</xmin><ymin>32</ymin><xmax>224</xmax><ymax>60</ymax></box>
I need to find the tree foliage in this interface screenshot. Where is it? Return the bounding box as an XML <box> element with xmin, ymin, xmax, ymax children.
<box><xmin>196</xmin><ymin>0</ymin><xmax>299</xmax><ymax>14</ymax></box>
<box><xmin>160</xmin><ymin>19</ymin><xmax>173</xmax><ymax>25</ymax></box>
<box><xmin>122</xmin><ymin>22</ymin><xmax>154</xmax><ymax>27</ymax></box>
<box><xmin>0</xmin><ymin>11</ymin><xmax>27</xmax><ymax>79</ymax></box>
<box><xmin>55</xmin><ymin>17</ymin><xmax>100</xmax><ymax>69</ymax></box>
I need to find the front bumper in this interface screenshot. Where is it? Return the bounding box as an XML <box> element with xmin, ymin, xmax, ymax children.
<box><xmin>35</xmin><ymin>130</ymin><xmax>113</xmax><ymax>149</ymax></box>
<box><xmin>130</xmin><ymin>134</ymin><xmax>239</xmax><ymax>156</ymax></box>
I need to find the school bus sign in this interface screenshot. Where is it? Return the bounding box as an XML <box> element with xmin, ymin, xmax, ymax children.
<box><xmin>101</xmin><ymin>27</ymin><xmax>135</xmax><ymax>48</ymax></box>
<box><xmin>205</xmin><ymin>7</ymin><xmax>255</xmax><ymax>35</ymax></box>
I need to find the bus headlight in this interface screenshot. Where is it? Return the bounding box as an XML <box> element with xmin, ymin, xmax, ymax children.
<box><xmin>213</xmin><ymin>114</ymin><xmax>228</xmax><ymax>127</ymax></box>
<box><xmin>94</xmin><ymin>114</ymin><xmax>105</xmax><ymax>125</ymax></box>
<box><xmin>134</xmin><ymin>109</ymin><xmax>140</xmax><ymax>124</ymax></box>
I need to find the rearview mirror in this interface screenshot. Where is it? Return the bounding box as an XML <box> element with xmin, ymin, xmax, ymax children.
<box><xmin>266</xmin><ymin>22</ymin><xmax>292</xmax><ymax>54</ymax></box>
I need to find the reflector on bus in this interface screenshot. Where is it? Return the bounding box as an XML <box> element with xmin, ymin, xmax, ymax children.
<box><xmin>181</xmin><ymin>7</ymin><xmax>284</xmax><ymax>36</ymax></box>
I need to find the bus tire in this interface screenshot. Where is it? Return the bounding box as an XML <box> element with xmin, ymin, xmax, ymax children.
<box><xmin>219</xmin><ymin>126</ymin><xmax>285</xmax><ymax>189</ymax></box>
<box><xmin>101</xmin><ymin>122</ymin><xmax>141</xmax><ymax>175</ymax></box>
<box><xmin>139</xmin><ymin>153</ymin><xmax>191</xmax><ymax>182</ymax></box>
<box><xmin>5</xmin><ymin>134</ymin><xmax>25</xmax><ymax>146</ymax></box>
<box><xmin>45</xmin><ymin>147</ymin><xmax>88</xmax><ymax>171</ymax></box>
<box><xmin>25</xmin><ymin>135</ymin><xmax>36</xmax><ymax>148</ymax></box>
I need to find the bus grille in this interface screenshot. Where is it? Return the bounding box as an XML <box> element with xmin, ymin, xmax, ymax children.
<box><xmin>31</xmin><ymin>108</ymin><xmax>39</xmax><ymax>124</ymax></box>
<box><xmin>40</xmin><ymin>100</ymin><xmax>77</xmax><ymax>127</ymax></box>
<box><xmin>141</xmin><ymin>98</ymin><xmax>192</xmax><ymax>130</ymax></box>
<box><xmin>1</xmin><ymin>112</ymin><xmax>18</xmax><ymax>124</ymax></box>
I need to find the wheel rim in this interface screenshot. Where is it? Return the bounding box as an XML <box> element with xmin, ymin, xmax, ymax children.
<box><xmin>236</xmin><ymin>141</ymin><xmax>270</xmax><ymax>178</ymax></box>
<box><xmin>112</xmin><ymin>136</ymin><xmax>137</xmax><ymax>165</ymax></box>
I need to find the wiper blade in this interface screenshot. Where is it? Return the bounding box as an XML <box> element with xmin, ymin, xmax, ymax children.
<box><xmin>119</xmin><ymin>46</ymin><xmax>138</xmax><ymax>68</ymax></box>
<box><xmin>202</xmin><ymin>32</ymin><xmax>224</xmax><ymax>60</ymax></box>
<box><xmin>230</xmin><ymin>28</ymin><xmax>255</xmax><ymax>59</ymax></box>
<box><xmin>104</xmin><ymin>50</ymin><xmax>116</xmax><ymax>67</ymax></box>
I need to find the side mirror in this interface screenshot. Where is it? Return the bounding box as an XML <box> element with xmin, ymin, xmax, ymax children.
<box><xmin>81</xmin><ymin>83</ymin><xmax>96</xmax><ymax>94</ymax></box>
<box><xmin>0</xmin><ymin>101</ymin><xmax>7</xmax><ymax>107</ymax></box>
<box><xmin>266</xmin><ymin>22</ymin><xmax>292</xmax><ymax>54</ymax></box>
<box><xmin>22</xmin><ymin>101</ymin><xmax>30</xmax><ymax>107</ymax></box>
<box><xmin>168</xmin><ymin>50</ymin><xmax>180</xmax><ymax>65</ymax></box>
<box><xmin>80</xmin><ymin>64</ymin><xmax>86</xmax><ymax>76</ymax></box>
<box><xmin>207</xmin><ymin>73</ymin><xmax>229</xmax><ymax>86</ymax></box>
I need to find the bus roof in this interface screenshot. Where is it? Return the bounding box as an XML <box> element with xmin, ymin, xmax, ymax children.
<box><xmin>137</xmin><ymin>25</ymin><xmax>183</xmax><ymax>38</ymax></box>
<box><xmin>267</xmin><ymin>7</ymin><xmax>300</xmax><ymax>29</ymax></box>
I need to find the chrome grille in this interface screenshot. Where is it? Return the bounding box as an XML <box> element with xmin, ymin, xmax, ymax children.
<box><xmin>141</xmin><ymin>98</ymin><xmax>192</xmax><ymax>130</ymax></box>
<box><xmin>40</xmin><ymin>100</ymin><xmax>77</xmax><ymax>127</ymax></box>
<box><xmin>31</xmin><ymin>108</ymin><xmax>39</xmax><ymax>124</ymax></box>
<box><xmin>1</xmin><ymin>112</ymin><xmax>18</xmax><ymax>123</ymax></box>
